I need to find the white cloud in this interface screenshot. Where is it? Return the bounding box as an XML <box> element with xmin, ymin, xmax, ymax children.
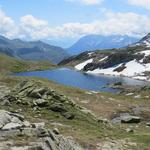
<box><xmin>20</xmin><ymin>15</ymin><xmax>48</xmax><ymax>29</ymax></box>
<box><xmin>49</xmin><ymin>11</ymin><xmax>150</xmax><ymax>38</ymax></box>
<box><xmin>19</xmin><ymin>15</ymin><xmax>50</xmax><ymax>39</ymax></box>
<box><xmin>0</xmin><ymin>9</ymin><xmax>150</xmax><ymax>41</ymax></box>
<box><xmin>0</xmin><ymin>9</ymin><xmax>18</xmax><ymax>38</ymax></box>
<box><xmin>128</xmin><ymin>0</ymin><xmax>150</xmax><ymax>10</ymax></box>
<box><xmin>66</xmin><ymin>0</ymin><xmax>104</xmax><ymax>5</ymax></box>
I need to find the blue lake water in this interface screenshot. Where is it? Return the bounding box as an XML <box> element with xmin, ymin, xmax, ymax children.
<box><xmin>15</xmin><ymin>68</ymin><xmax>148</xmax><ymax>93</ymax></box>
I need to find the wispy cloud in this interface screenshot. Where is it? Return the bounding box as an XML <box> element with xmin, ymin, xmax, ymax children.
<box><xmin>128</xmin><ymin>0</ymin><xmax>150</xmax><ymax>10</ymax></box>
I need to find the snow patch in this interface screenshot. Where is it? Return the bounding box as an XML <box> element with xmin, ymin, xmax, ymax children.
<box><xmin>136</xmin><ymin>50</ymin><xmax>150</xmax><ymax>63</ymax></box>
<box><xmin>133</xmin><ymin>76</ymin><xmax>149</xmax><ymax>81</ymax></box>
<box><xmin>139</xmin><ymin>50</ymin><xmax>150</xmax><ymax>57</ymax></box>
<box><xmin>75</xmin><ymin>59</ymin><xmax>93</xmax><ymax>70</ymax></box>
<box><xmin>143</xmin><ymin>41</ymin><xmax>150</xmax><ymax>47</ymax></box>
<box><xmin>99</xmin><ymin>56</ymin><xmax>108</xmax><ymax>62</ymax></box>
<box><xmin>87</xmin><ymin>59</ymin><xmax>150</xmax><ymax>80</ymax></box>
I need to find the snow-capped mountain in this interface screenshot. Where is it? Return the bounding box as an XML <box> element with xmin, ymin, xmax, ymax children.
<box><xmin>60</xmin><ymin>33</ymin><xmax>150</xmax><ymax>81</ymax></box>
<box><xmin>67</xmin><ymin>35</ymin><xmax>139</xmax><ymax>55</ymax></box>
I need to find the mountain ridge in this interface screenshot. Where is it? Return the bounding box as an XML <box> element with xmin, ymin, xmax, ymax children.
<box><xmin>67</xmin><ymin>34</ymin><xmax>139</xmax><ymax>55</ymax></box>
<box><xmin>0</xmin><ymin>35</ymin><xmax>69</xmax><ymax>64</ymax></box>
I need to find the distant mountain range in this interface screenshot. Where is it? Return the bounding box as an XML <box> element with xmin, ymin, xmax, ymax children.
<box><xmin>0</xmin><ymin>35</ymin><xmax>69</xmax><ymax>64</ymax></box>
<box><xmin>67</xmin><ymin>35</ymin><xmax>139</xmax><ymax>55</ymax></box>
<box><xmin>0</xmin><ymin>34</ymin><xmax>144</xmax><ymax>64</ymax></box>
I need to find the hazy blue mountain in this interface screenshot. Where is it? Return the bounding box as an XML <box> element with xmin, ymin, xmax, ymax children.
<box><xmin>67</xmin><ymin>34</ymin><xmax>139</xmax><ymax>55</ymax></box>
<box><xmin>0</xmin><ymin>35</ymin><xmax>69</xmax><ymax>63</ymax></box>
<box><xmin>44</xmin><ymin>38</ymin><xmax>76</xmax><ymax>49</ymax></box>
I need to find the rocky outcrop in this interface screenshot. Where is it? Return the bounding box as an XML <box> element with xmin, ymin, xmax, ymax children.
<box><xmin>143</xmin><ymin>55</ymin><xmax>150</xmax><ymax>64</ymax></box>
<box><xmin>121</xmin><ymin>116</ymin><xmax>141</xmax><ymax>123</ymax></box>
<box><xmin>0</xmin><ymin>110</ymin><xmax>26</xmax><ymax>131</ymax></box>
<box><xmin>83</xmin><ymin>52</ymin><xmax>136</xmax><ymax>71</ymax></box>
<box><xmin>112</xmin><ymin>113</ymin><xmax>141</xmax><ymax>124</ymax></box>
<box><xmin>1</xmin><ymin>80</ymin><xmax>81</xmax><ymax>120</ymax></box>
<box><xmin>0</xmin><ymin>109</ymin><xmax>83</xmax><ymax>150</ymax></box>
<box><xmin>96</xmin><ymin>139</ymin><xmax>137</xmax><ymax>150</ymax></box>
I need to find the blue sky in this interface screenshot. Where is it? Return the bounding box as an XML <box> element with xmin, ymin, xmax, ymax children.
<box><xmin>0</xmin><ymin>0</ymin><xmax>150</xmax><ymax>47</ymax></box>
<box><xmin>1</xmin><ymin>0</ymin><xmax>149</xmax><ymax>24</ymax></box>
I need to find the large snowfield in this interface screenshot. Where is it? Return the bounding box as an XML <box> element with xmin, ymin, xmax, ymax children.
<box><xmin>75</xmin><ymin>50</ymin><xmax>150</xmax><ymax>81</ymax></box>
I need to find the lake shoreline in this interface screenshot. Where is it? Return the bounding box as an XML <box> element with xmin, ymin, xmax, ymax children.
<box><xmin>14</xmin><ymin>67</ymin><xmax>148</xmax><ymax>93</ymax></box>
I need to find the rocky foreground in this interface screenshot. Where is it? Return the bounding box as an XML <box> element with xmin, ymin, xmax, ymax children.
<box><xmin>0</xmin><ymin>81</ymin><xmax>85</xmax><ymax>150</ymax></box>
<box><xmin>0</xmin><ymin>79</ymin><xmax>150</xmax><ymax>150</ymax></box>
<box><xmin>0</xmin><ymin>110</ymin><xmax>82</xmax><ymax>150</ymax></box>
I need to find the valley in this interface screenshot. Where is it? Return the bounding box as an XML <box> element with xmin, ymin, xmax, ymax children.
<box><xmin>0</xmin><ymin>33</ymin><xmax>150</xmax><ymax>150</ymax></box>
<box><xmin>0</xmin><ymin>63</ymin><xmax>150</xmax><ymax>149</ymax></box>
<box><xmin>1</xmin><ymin>1</ymin><xmax>150</xmax><ymax>149</ymax></box>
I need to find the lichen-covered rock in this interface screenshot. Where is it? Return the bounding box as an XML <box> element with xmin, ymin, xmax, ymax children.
<box><xmin>0</xmin><ymin>110</ymin><xmax>25</xmax><ymax>130</ymax></box>
<box><xmin>33</xmin><ymin>99</ymin><xmax>48</xmax><ymax>107</ymax></box>
<box><xmin>2</xmin><ymin>122</ymin><xmax>23</xmax><ymax>131</ymax></box>
<box><xmin>121</xmin><ymin>116</ymin><xmax>141</xmax><ymax>123</ymax></box>
<box><xmin>50</xmin><ymin>103</ymin><xmax>67</xmax><ymax>113</ymax></box>
<box><xmin>0</xmin><ymin>110</ymin><xmax>11</xmax><ymax>129</ymax></box>
<box><xmin>112</xmin><ymin>113</ymin><xmax>141</xmax><ymax>124</ymax></box>
<box><xmin>28</xmin><ymin>90</ymin><xmax>42</xmax><ymax>98</ymax></box>
<box><xmin>6</xmin><ymin>80</ymin><xmax>83</xmax><ymax>120</ymax></box>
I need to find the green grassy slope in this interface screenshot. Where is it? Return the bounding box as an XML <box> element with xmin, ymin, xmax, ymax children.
<box><xmin>0</xmin><ymin>53</ymin><xmax>56</xmax><ymax>73</ymax></box>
